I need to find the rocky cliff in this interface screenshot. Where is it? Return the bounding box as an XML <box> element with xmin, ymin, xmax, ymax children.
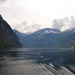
<box><xmin>0</xmin><ymin>15</ymin><xmax>22</xmax><ymax>47</ymax></box>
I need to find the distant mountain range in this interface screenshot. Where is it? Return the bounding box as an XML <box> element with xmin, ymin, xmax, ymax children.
<box><xmin>14</xmin><ymin>28</ymin><xmax>75</xmax><ymax>48</ymax></box>
<box><xmin>1</xmin><ymin>14</ymin><xmax>75</xmax><ymax>48</ymax></box>
<box><xmin>31</xmin><ymin>28</ymin><xmax>61</xmax><ymax>35</ymax></box>
<box><xmin>0</xmin><ymin>15</ymin><xmax>22</xmax><ymax>47</ymax></box>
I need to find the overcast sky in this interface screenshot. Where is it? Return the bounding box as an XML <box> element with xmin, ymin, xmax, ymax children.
<box><xmin>0</xmin><ymin>0</ymin><xmax>75</xmax><ymax>33</ymax></box>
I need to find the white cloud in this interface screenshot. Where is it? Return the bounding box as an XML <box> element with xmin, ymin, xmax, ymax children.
<box><xmin>52</xmin><ymin>16</ymin><xmax>75</xmax><ymax>31</ymax></box>
<box><xmin>0</xmin><ymin>0</ymin><xmax>75</xmax><ymax>33</ymax></box>
<box><xmin>52</xmin><ymin>19</ymin><xmax>65</xmax><ymax>30</ymax></box>
<box><xmin>0</xmin><ymin>0</ymin><xmax>7</xmax><ymax>3</ymax></box>
<box><xmin>12</xmin><ymin>20</ymin><xmax>42</xmax><ymax>33</ymax></box>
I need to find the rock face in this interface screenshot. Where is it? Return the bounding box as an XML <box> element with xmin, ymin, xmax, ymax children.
<box><xmin>0</xmin><ymin>15</ymin><xmax>22</xmax><ymax>47</ymax></box>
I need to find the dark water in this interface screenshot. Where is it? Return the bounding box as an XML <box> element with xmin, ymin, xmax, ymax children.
<box><xmin>0</xmin><ymin>48</ymin><xmax>75</xmax><ymax>75</ymax></box>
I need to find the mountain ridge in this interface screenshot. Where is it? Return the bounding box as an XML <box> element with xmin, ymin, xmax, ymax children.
<box><xmin>0</xmin><ymin>15</ymin><xmax>22</xmax><ymax>47</ymax></box>
<box><xmin>14</xmin><ymin>28</ymin><xmax>75</xmax><ymax>48</ymax></box>
<box><xmin>32</xmin><ymin>28</ymin><xmax>61</xmax><ymax>35</ymax></box>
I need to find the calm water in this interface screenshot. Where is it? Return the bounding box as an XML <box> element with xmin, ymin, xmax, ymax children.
<box><xmin>0</xmin><ymin>48</ymin><xmax>75</xmax><ymax>75</ymax></box>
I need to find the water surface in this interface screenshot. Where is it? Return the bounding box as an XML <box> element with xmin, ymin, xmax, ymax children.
<box><xmin>0</xmin><ymin>48</ymin><xmax>75</xmax><ymax>75</ymax></box>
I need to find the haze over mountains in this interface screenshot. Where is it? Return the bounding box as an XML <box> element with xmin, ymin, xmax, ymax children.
<box><xmin>0</xmin><ymin>15</ymin><xmax>22</xmax><ymax>47</ymax></box>
<box><xmin>0</xmin><ymin>14</ymin><xmax>75</xmax><ymax>48</ymax></box>
<box><xmin>14</xmin><ymin>28</ymin><xmax>75</xmax><ymax>48</ymax></box>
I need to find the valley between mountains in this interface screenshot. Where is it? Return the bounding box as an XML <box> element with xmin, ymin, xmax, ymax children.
<box><xmin>14</xmin><ymin>28</ymin><xmax>75</xmax><ymax>48</ymax></box>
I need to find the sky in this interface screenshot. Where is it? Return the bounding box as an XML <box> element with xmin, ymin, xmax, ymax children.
<box><xmin>0</xmin><ymin>0</ymin><xmax>75</xmax><ymax>33</ymax></box>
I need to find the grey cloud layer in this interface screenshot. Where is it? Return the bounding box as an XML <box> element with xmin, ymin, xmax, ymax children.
<box><xmin>13</xmin><ymin>16</ymin><xmax>75</xmax><ymax>33</ymax></box>
<box><xmin>52</xmin><ymin>19</ymin><xmax>65</xmax><ymax>30</ymax></box>
<box><xmin>13</xmin><ymin>21</ymin><xmax>42</xmax><ymax>33</ymax></box>
<box><xmin>52</xmin><ymin>16</ymin><xmax>75</xmax><ymax>30</ymax></box>
<box><xmin>0</xmin><ymin>0</ymin><xmax>7</xmax><ymax>3</ymax></box>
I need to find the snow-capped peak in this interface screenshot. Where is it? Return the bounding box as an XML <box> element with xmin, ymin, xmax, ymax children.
<box><xmin>43</xmin><ymin>30</ymin><xmax>57</xmax><ymax>34</ymax></box>
<box><xmin>34</xmin><ymin>28</ymin><xmax>61</xmax><ymax>35</ymax></box>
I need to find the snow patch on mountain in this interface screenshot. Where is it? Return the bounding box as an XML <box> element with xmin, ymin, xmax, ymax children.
<box><xmin>34</xmin><ymin>28</ymin><xmax>61</xmax><ymax>35</ymax></box>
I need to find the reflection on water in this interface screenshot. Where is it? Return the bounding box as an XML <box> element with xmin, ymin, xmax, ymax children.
<box><xmin>0</xmin><ymin>48</ymin><xmax>75</xmax><ymax>75</ymax></box>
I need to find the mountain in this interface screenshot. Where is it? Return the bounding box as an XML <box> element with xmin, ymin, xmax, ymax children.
<box><xmin>14</xmin><ymin>28</ymin><xmax>61</xmax><ymax>47</ymax></box>
<box><xmin>14</xmin><ymin>28</ymin><xmax>75</xmax><ymax>48</ymax></box>
<box><xmin>0</xmin><ymin>15</ymin><xmax>22</xmax><ymax>47</ymax></box>
<box><xmin>32</xmin><ymin>28</ymin><xmax>61</xmax><ymax>35</ymax></box>
<box><xmin>13</xmin><ymin>29</ymin><xmax>28</xmax><ymax>44</ymax></box>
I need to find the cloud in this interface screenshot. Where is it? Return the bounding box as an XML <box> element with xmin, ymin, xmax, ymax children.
<box><xmin>52</xmin><ymin>19</ymin><xmax>65</xmax><ymax>30</ymax></box>
<box><xmin>12</xmin><ymin>21</ymin><xmax>42</xmax><ymax>33</ymax></box>
<box><xmin>21</xmin><ymin>22</ymin><xmax>42</xmax><ymax>33</ymax></box>
<box><xmin>63</xmin><ymin>16</ymin><xmax>75</xmax><ymax>29</ymax></box>
<box><xmin>0</xmin><ymin>0</ymin><xmax>7</xmax><ymax>3</ymax></box>
<box><xmin>70</xmin><ymin>16</ymin><xmax>75</xmax><ymax>28</ymax></box>
<box><xmin>12</xmin><ymin>16</ymin><xmax>75</xmax><ymax>33</ymax></box>
<box><xmin>22</xmin><ymin>21</ymin><xmax>27</xmax><ymax>25</ymax></box>
<box><xmin>52</xmin><ymin>16</ymin><xmax>75</xmax><ymax>31</ymax></box>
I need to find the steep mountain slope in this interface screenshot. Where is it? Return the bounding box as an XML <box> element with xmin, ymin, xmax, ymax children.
<box><xmin>56</xmin><ymin>31</ymin><xmax>75</xmax><ymax>48</ymax></box>
<box><xmin>14</xmin><ymin>28</ymin><xmax>60</xmax><ymax>47</ymax></box>
<box><xmin>13</xmin><ymin>29</ymin><xmax>27</xmax><ymax>44</ymax></box>
<box><xmin>0</xmin><ymin>15</ymin><xmax>22</xmax><ymax>47</ymax></box>
<box><xmin>14</xmin><ymin>28</ymin><xmax>75</xmax><ymax>48</ymax></box>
